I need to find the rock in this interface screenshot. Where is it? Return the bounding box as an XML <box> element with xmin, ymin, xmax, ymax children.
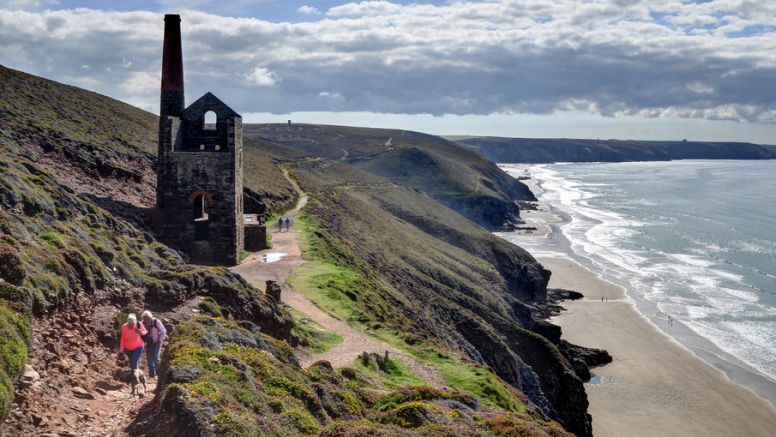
<box><xmin>20</xmin><ymin>366</ymin><xmax>41</xmax><ymax>388</ymax></box>
<box><xmin>548</xmin><ymin>288</ymin><xmax>585</xmax><ymax>301</ymax></box>
<box><xmin>22</xmin><ymin>366</ymin><xmax>40</xmax><ymax>381</ymax></box>
<box><xmin>531</xmin><ymin>319</ymin><xmax>562</xmax><ymax>344</ymax></box>
<box><xmin>95</xmin><ymin>380</ymin><xmax>124</xmax><ymax>391</ymax></box>
<box><xmin>560</xmin><ymin>340</ymin><xmax>613</xmax><ymax>368</ymax></box>
<box><xmin>94</xmin><ymin>387</ymin><xmax>107</xmax><ymax>396</ymax></box>
<box><xmin>359</xmin><ymin>351</ymin><xmax>392</xmax><ymax>372</ymax></box>
<box><xmin>168</xmin><ymin>365</ymin><xmax>201</xmax><ymax>383</ymax></box>
<box><xmin>46</xmin><ymin>342</ymin><xmax>63</xmax><ymax>356</ymax></box>
<box><xmin>71</xmin><ymin>386</ymin><xmax>94</xmax><ymax>399</ymax></box>
<box><xmin>32</xmin><ymin>414</ymin><xmax>48</xmax><ymax>427</ymax></box>
<box><xmin>265</xmin><ymin>280</ymin><xmax>282</xmax><ymax>302</ymax></box>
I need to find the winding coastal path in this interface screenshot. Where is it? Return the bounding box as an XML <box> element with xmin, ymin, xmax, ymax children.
<box><xmin>231</xmin><ymin>170</ymin><xmax>446</xmax><ymax>388</ymax></box>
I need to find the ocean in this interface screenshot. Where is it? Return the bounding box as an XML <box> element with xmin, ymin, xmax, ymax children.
<box><xmin>500</xmin><ymin>160</ymin><xmax>776</xmax><ymax>403</ymax></box>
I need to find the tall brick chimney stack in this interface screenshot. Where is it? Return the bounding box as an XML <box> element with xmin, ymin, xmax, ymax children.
<box><xmin>160</xmin><ymin>14</ymin><xmax>184</xmax><ymax>118</ymax></box>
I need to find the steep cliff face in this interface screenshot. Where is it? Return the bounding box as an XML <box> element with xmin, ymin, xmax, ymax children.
<box><xmin>245</xmin><ymin>124</ymin><xmax>536</xmax><ymax>230</ymax></box>
<box><xmin>459</xmin><ymin>136</ymin><xmax>776</xmax><ymax>163</ymax></box>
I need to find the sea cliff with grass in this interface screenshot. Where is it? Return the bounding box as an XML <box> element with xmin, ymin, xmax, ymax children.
<box><xmin>0</xmin><ymin>64</ymin><xmax>604</xmax><ymax>436</ymax></box>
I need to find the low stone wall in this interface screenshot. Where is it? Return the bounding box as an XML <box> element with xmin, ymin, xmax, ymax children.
<box><xmin>244</xmin><ymin>224</ymin><xmax>267</xmax><ymax>251</ymax></box>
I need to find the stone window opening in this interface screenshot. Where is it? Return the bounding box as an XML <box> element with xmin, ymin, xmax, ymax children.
<box><xmin>193</xmin><ymin>194</ymin><xmax>209</xmax><ymax>241</ymax></box>
<box><xmin>203</xmin><ymin>110</ymin><xmax>217</xmax><ymax>130</ymax></box>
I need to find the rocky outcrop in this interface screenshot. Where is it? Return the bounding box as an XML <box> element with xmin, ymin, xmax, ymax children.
<box><xmin>147</xmin><ymin>267</ymin><xmax>294</xmax><ymax>342</ymax></box>
<box><xmin>446</xmin><ymin>195</ymin><xmax>524</xmax><ymax>231</ymax></box>
<box><xmin>528</xmin><ymin>288</ymin><xmax>613</xmax><ymax>383</ymax></box>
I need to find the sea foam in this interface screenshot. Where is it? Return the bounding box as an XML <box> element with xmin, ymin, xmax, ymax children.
<box><xmin>520</xmin><ymin>160</ymin><xmax>776</xmax><ymax>386</ymax></box>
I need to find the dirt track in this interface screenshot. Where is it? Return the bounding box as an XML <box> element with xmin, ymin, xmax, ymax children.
<box><xmin>231</xmin><ymin>171</ymin><xmax>446</xmax><ymax>388</ymax></box>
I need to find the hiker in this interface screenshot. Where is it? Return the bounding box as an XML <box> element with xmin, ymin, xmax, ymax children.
<box><xmin>277</xmin><ymin>217</ymin><xmax>283</xmax><ymax>232</ymax></box>
<box><xmin>141</xmin><ymin>310</ymin><xmax>167</xmax><ymax>378</ymax></box>
<box><xmin>285</xmin><ymin>217</ymin><xmax>291</xmax><ymax>231</ymax></box>
<box><xmin>118</xmin><ymin>314</ymin><xmax>147</xmax><ymax>371</ymax></box>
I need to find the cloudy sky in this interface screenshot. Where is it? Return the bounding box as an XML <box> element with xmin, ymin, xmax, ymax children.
<box><xmin>2</xmin><ymin>0</ymin><xmax>776</xmax><ymax>143</ymax></box>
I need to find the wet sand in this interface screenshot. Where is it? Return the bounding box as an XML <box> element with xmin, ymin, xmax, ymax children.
<box><xmin>543</xmin><ymin>257</ymin><xmax>776</xmax><ymax>437</ymax></box>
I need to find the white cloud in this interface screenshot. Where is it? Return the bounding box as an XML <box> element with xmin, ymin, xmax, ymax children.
<box><xmin>686</xmin><ymin>82</ymin><xmax>715</xmax><ymax>95</ymax></box>
<box><xmin>121</xmin><ymin>71</ymin><xmax>159</xmax><ymax>94</ymax></box>
<box><xmin>2</xmin><ymin>2</ymin><xmax>776</xmax><ymax>123</ymax></box>
<box><xmin>297</xmin><ymin>5</ymin><xmax>321</xmax><ymax>15</ymax></box>
<box><xmin>319</xmin><ymin>91</ymin><xmax>344</xmax><ymax>99</ymax></box>
<box><xmin>244</xmin><ymin>66</ymin><xmax>278</xmax><ymax>87</ymax></box>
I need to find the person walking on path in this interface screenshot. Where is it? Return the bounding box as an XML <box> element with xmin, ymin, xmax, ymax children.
<box><xmin>141</xmin><ymin>310</ymin><xmax>167</xmax><ymax>378</ymax></box>
<box><xmin>285</xmin><ymin>217</ymin><xmax>291</xmax><ymax>232</ymax></box>
<box><xmin>119</xmin><ymin>314</ymin><xmax>147</xmax><ymax>371</ymax></box>
<box><xmin>277</xmin><ymin>217</ymin><xmax>284</xmax><ymax>232</ymax></box>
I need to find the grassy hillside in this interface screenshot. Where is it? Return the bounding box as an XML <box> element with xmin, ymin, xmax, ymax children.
<box><xmin>246</xmin><ymin>124</ymin><xmax>535</xmax><ymax>230</ymax></box>
<box><xmin>1</xmin><ymin>65</ymin><xmax>594</xmax><ymax>436</ymax></box>
<box><xmin>458</xmin><ymin>136</ymin><xmax>776</xmax><ymax>163</ymax></box>
<box><xmin>0</xmin><ymin>66</ymin><xmax>296</xmax><ymax>426</ymax></box>
<box><xmin>135</xmin><ymin>309</ymin><xmax>571</xmax><ymax>437</ymax></box>
<box><xmin>288</xmin><ymin>161</ymin><xmax>592</xmax><ymax>435</ymax></box>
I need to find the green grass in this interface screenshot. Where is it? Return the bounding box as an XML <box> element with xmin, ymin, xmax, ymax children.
<box><xmin>288</xmin><ymin>308</ymin><xmax>343</xmax><ymax>354</ymax></box>
<box><xmin>163</xmin><ymin>315</ymin><xmax>566</xmax><ymax>436</ymax></box>
<box><xmin>290</xmin><ymin>213</ymin><xmax>522</xmax><ymax>412</ymax></box>
<box><xmin>38</xmin><ymin>231</ymin><xmax>66</xmax><ymax>248</ymax></box>
<box><xmin>0</xmin><ymin>304</ymin><xmax>31</xmax><ymax>418</ymax></box>
<box><xmin>288</xmin><ymin>261</ymin><xmax>361</xmax><ymax>322</ymax></box>
<box><xmin>365</xmin><ymin>328</ymin><xmax>523</xmax><ymax>412</ymax></box>
<box><xmin>352</xmin><ymin>355</ymin><xmax>427</xmax><ymax>390</ymax></box>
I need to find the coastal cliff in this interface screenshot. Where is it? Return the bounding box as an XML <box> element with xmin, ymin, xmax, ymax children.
<box><xmin>458</xmin><ymin>136</ymin><xmax>776</xmax><ymax>163</ymax></box>
<box><xmin>0</xmin><ymin>65</ymin><xmax>600</xmax><ymax>436</ymax></box>
<box><xmin>246</xmin><ymin>124</ymin><xmax>536</xmax><ymax>230</ymax></box>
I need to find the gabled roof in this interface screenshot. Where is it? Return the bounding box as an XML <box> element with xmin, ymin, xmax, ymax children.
<box><xmin>184</xmin><ymin>92</ymin><xmax>241</xmax><ymax>118</ymax></box>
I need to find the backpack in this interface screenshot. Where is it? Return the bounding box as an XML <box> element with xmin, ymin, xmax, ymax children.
<box><xmin>142</xmin><ymin>319</ymin><xmax>158</xmax><ymax>344</ymax></box>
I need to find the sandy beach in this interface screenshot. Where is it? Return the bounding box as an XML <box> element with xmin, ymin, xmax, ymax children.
<box><xmin>503</xmin><ymin>165</ymin><xmax>776</xmax><ymax>436</ymax></box>
<box><xmin>545</xmin><ymin>256</ymin><xmax>776</xmax><ymax>436</ymax></box>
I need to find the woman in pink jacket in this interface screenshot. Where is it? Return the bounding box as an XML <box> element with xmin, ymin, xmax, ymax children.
<box><xmin>119</xmin><ymin>313</ymin><xmax>147</xmax><ymax>371</ymax></box>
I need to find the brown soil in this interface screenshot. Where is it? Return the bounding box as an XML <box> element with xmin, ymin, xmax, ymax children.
<box><xmin>1</xmin><ymin>292</ymin><xmax>205</xmax><ymax>437</ymax></box>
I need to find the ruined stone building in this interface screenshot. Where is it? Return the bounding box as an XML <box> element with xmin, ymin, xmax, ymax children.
<box><xmin>156</xmin><ymin>14</ymin><xmax>265</xmax><ymax>265</ymax></box>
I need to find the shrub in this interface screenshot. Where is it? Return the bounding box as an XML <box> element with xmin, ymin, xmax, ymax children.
<box><xmin>282</xmin><ymin>408</ymin><xmax>320</xmax><ymax>434</ymax></box>
<box><xmin>0</xmin><ymin>304</ymin><xmax>31</xmax><ymax>419</ymax></box>
<box><xmin>38</xmin><ymin>231</ymin><xmax>65</xmax><ymax>248</ymax></box>
<box><xmin>385</xmin><ymin>401</ymin><xmax>441</xmax><ymax>428</ymax></box>
<box><xmin>0</xmin><ymin>244</ymin><xmax>24</xmax><ymax>285</ymax></box>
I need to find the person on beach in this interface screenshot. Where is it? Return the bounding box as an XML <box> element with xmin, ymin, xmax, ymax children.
<box><xmin>118</xmin><ymin>314</ymin><xmax>147</xmax><ymax>371</ymax></box>
<box><xmin>285</xmin><ymin>217</ymin><xmax>291</xmax><ymax>231</ymax></box>
<box><xmin>277</xmin><ymin>217</ymin><xmax>283</xmax><ymax>232</ymax></box>
<box><xmin>141</xmin><ymin>310</ymin><xmax>167</xmax><ymax>378</ymax></box>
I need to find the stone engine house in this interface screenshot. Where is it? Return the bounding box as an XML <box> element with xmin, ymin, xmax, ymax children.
<box><xmin>156</xmin><ymin>14</ymin><xmax>264</xmax><ymax>265</ymax></box>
